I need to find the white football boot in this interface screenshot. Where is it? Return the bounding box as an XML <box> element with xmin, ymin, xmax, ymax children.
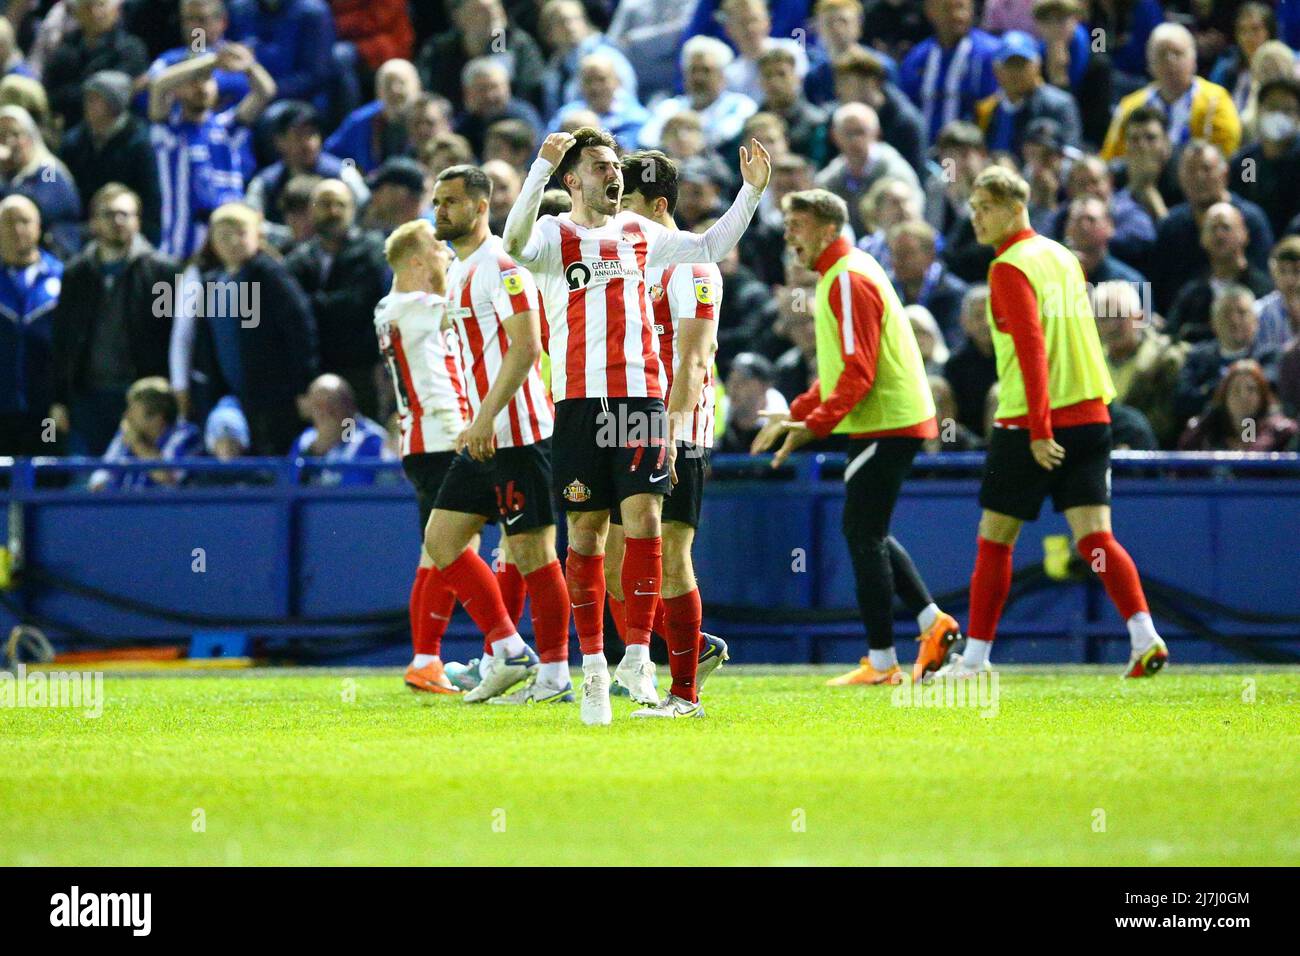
<box><xmin>580</xmin><ymin>664</ymin><xmax>612</xmax><ymax>726</ymax></box>
<box><xmin>631</xmin><ymin>693</ymin><xmax>705</xmax><ymax>719</ymax></box>
<box><xmin>930</xmin><ymin>652</ymin><xmax>992</xmax><ymax>681</ymax></box>
<box><xmin>612</xmin><ymin>656</ymin><xmax>659</xmax><ymax>705</ymax></box>
<box><xmin>489</xmin><ymin>676</ymin><xmax>575</xmax><ymax>705</ymax></box>
<box><xmin>463</xmin><ymin>646</ymin><xmax>539</xmax><ymax>702</ymax></box>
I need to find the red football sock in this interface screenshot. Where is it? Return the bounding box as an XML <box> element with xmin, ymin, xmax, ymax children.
<box><xmin>496</xmin><ymin>562</ymin><xmax>526</xmax><ymax>626</ymax></box>
<box><xmin>417</xmin><ymin>567</ymin><xmax>455</xmax><ymax>657</ymax></box>
<box><xmin>663</xmin><ymin>589</ymin><xmax>703</xmax><ymax>701</ymax></box>
<box><xmin>565</xmin><ymin>549</ymin><xmax>605</xmax><ymax>655</ymax></box>
<box><xmin>968</xmin><ymin>536</ymin><xmax>1014</xmax><ymax>641</ymax></box>
<box><xmin>440</xmin><ymin>549</ymin><xmax>516</xmax><ymax>646</ymax></box>
<box><xmin>607</xmin><ymin>594</ymin><xmax>629</xmax><ymax>643</ymax></box>
<box><xmin>409</xmin><ymin>567</ymin><xmax>433</xmax><ymax>655</ymax></box>
<box><xmin>1077</xmin><ymin>531</ymin><xmax>1149</xmax><ymax>619</ymax></box>
<box><xmin>621</xmin><ymin>536</ymin><xmax>662</xmax><ymax>646</ymax></box>
<box><xmin>652</xmin><ymin>598</ymin><xmax>666</xmax><ymax>640</ymax></box>
<box><xmin>525</xmin><ymin>561</ymin><xmax>571</xmax><ymax>664</ymax></box>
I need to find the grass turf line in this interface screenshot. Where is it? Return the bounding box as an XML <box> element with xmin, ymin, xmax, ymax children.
<box><xmin>1</xmin><ymin>667</ymin><xmax>1297</xmax><ymax>866</ymax></box>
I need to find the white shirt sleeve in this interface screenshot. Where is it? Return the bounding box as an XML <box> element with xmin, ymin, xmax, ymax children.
<box><xmin>646</xmin><ymin>183</ymin><xmax>762</xmax><ymax>267</ymax></box>
<box><xmin>503</xmin><ymin>158</ymin><xmax>559</xmax><ymax>270</ymax></box>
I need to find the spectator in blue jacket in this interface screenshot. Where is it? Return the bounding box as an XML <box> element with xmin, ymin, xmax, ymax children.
<box><xmin>292</xmin><ymin>372</ymin><xmax>392</xmax><ymax>486</ymax></box>
<box><xmin>973</xmin><ymin>30</ymin><xmax>1082</xmax><ymax>162</ymax></box>
<box><xmin>0</xmin><ymin>195</ymin><xmax>63</xmax><ymax>456</ymax></box>
<box><xmin>324</xmin><ymin>58</ymin><xmax>421</xmax><ymax>174</ymax></box>
<box><xmin>227</xmin><ymin>0</ymin><xmax>337</xmax><ymax>117</ymax></box>
<box><xmin>549</xmin><ymin>52</ymin><xmax>649</xmax><ymax>152</ymax></box>
<box><xmin>144</xmin><ymin>0</ymin><xmax>251</xmax><ymax>113</ymax></box>
<box><xmin>453</xmin><ymin>57</ymin><xmax>544</xmax><ymax>157</ymax></box>
<box><xmin>89</xmin><ymin>376</ymin><xmax>202</xmax><ymax>491</ymax></box>
<box><xmin>245</xmin><ymin>101</ymin><xmax>369</xmax><ymax>223</ymax></box>
<box><xmin>0</xmin><ymin>105</ymin><xmax>83</xmax><ymax>257</ymax></box>
<box><xmin>538</xmin><ymin>0</ymin><xmax>638</xmax><ymax>120</ymax></box>
<box><xmin>899</xmin><ymin>0</ymin><xmax>999</xmax><ymax>144</ymax></box>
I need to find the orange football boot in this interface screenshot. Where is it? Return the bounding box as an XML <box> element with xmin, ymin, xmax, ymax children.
<box><xmin>912</xmin><ymin>611</ymin><xmax>963</xmax><ymax>683</ymax></box>
<box><xmin>826</xmin><ymin>658</ymin><xmax>904</xmax><ymax>686</ymax></box>
<box><xmin>405</xmin><ymin>660</ymin><xmax>459</xmax><ymax>694</ymax></box>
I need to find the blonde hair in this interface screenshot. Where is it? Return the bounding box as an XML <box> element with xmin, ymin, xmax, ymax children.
<box><xmin>385</xmin><ymin>218</ymin><xmax>436</xmax><ymax>268</ymax></box>
<box><xmin>972</xmin><ymin>165</ymin><xmax>1031</xmax><ymax>207</ymax></box>
<box><xmin>209</xmin><ymin>202</ymin><xmax>262</xmax><ymax>230</ymax></box>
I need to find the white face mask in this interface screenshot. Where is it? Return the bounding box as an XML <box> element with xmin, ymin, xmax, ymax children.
<box><xmin>1258</xmin><ymin>110</ymin><xmax>1298</xmax><ymax>142</ymax></box>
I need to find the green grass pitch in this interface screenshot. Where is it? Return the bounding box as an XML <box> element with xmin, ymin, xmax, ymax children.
<box><xmin>2</xmin><ymin>666</ymin><xmax>1298</xmax><ymax>866</ymax></box>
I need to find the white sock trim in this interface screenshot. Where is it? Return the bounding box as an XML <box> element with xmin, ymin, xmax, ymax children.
<box><xmin>917</xmin><ymin>603</ymin><xmax>940</xmax><ymax>633</ymax></box>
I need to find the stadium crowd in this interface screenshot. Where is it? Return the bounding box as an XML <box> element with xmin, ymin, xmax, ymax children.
<box><xmin>2</xmin><ymin>0</ymin><xmax>1300</xmax><ymax>487</ymax></box>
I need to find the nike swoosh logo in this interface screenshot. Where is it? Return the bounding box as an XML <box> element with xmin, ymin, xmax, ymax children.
<box><xmin>649</xmin><ymin>473</ymin><xmax>668</xmax><ymax>482</ymax></box>
<box><xmin>633</xmin><ymin>590</ymin><xmax>657</xmax><ymax>596</ymax></box>
<box><xmin>506</xmin><ymin>513</ymin><xmax>524</xmax><ymax>524</ymax></box>
<box><xmin>428</xmin><ymin>612</ymin><xmax>451</xmax><ymax>621</ymax></box>
<box><xmin>573</xmin><ymin>601</ymin><xmax>595</xmax><ymax>608</ymax></box>
<box><xmin>671</xmin><ymin>648</ymin><xmax>692</xmax><ymax>656</ymax></box>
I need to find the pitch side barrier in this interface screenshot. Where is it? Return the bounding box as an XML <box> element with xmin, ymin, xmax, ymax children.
<box><xmin>0</xmin><ymin>453</ymin><xmax>1297</xmax><ymax>665</ymax></box>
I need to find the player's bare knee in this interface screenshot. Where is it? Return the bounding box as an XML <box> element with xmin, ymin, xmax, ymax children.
<box><xmin>504</xmin><ymin>530</ymin><xmax>549</xmax><ymax>575</ymax></box>
<box><xmin>978</xmin><ymin>511</ymin><xmax>1022</xmax><ymax>546</ymax></box>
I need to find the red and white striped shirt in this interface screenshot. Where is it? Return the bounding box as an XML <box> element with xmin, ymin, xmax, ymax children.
<box><xmin>373</xmin><ymin>290</ymin><xmax>470</xmax><ymax>457</ymax></box>
<box><xmin>445</xmin><ymin>236</ymin><xmax>554</xmax><ymax>449</ymax></box>
<box><xmin>647</xmin><ymin>262</ymin><xmax>721</xmax><ymax>448</ymax></box>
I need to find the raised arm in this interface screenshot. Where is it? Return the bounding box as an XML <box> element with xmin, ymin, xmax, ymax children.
<box><xmin>649</xmin><ymin>138</ymin><xmax>771</xmax><ymax>266</ymax></box>
<box><xmin>503</xmin><ymin>132</ymin><xmax>573</xmax><ymax>265</ymax></box>
<box><xmin>220</xmin><ymin>43</ymin><xmax>277</xmax><ymax>127</ymax></box>
<box><xmin>148</xmin><ymin>51</ymin><xmax>218</xmax><ymax>123</ymax></box>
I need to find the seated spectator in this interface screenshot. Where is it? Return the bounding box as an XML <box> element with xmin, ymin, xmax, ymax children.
<box><xmin>1046</xmin><ymin>154</ymin><xmax>1155</xmax><ymax>271</ymax></box>
<box><xmin>362</xmin><ymin>157</ymin><xmax>429</xmax><ymax>235</ymax></box>
<box><xmin>1064</xmin><ymin>196</ymin><xmax>1146</xmax><ymax>291</ymax></box>
<box><xmin>717</xmin><ymin>351</ymin><xmax>789</xmax><ymax>452</ymax></box>
<box><xmin>0</xmin><ymin>75</ymin><xmax>52</xmax><ymax>144</ymax></box>
<box><xmin>483</xmin><ymin>118</ymin><xmax>538</xmax><ymax>174</ymax></box>
<box><xmin>831</xmin><ymin>45</ymin><xmax>926</xmax><ymax>176</ymax></box>
<box><xmin>453</xmin><ymin>57</ymin><xmax>544</xmax><ymax>158</ymax></box>
<box><xmin>974</xmin><ymin>30</ymin><xmax>1081</xmax><ymax>162</ymax></box>
<box><xmin>418</xmin><ymin>0</ymin><xmax>545</xmax><ymax>109</ymax></box>
<box><xmin>1020</xmin><ymin>117</ymin><xmax>1074</xmax><ymax>232</ymax></box>
<box><xmin>549</xmin><ymin>52</ymin><xmax>649</xmax><ymax>153</ymax></box>
<box><xmin>1255</xmin><ymin>236</ymin><xmax>1300</xmax><ymax>353</ymax></box>
<box><xmin>1032</xmin><ymin>0</ymin><xmax>1112</xmax><ymax>149</ymax></box>
<box><xmin>50</xmin><ymin>184</ymin><xmax>178</xmax><ymax>456</ymax></box>
<box><xmin>1108</xmin><ymin>399</ymin><xmax>1158</xmax><ymax>450</ymax></box>
<box><xmin>638</xmin><ymin>36</ymin><xmax>758</xmax><ymax>150</ymax></box>
<box><xmin>325</xmin><ymin>58</ymin><xmax>420</xmax><ymax>175</ymax></box>
<box><xmin>814</xmin><ymin>101</ymin><xmax>919</xmax><ymax>237</ymax></box>
<box><xmin>145</xmin><ymin>0</ymin><xmax>251</xmax><ymax>115</ymax></box>
<box><xmin>293</xmin><ymin>373</ymin><xmax>392</xmax><ymax>485</ymax></box>
<box><xmin>1101</xmin><ymin>23</ymin><xmax>1241</xmax><ymax>164</ymax></box>
<box><xmin>482</xmin><ymin>159</ymin><xmax>521</xmax><ymax>236</ymax></box>
<box><xmin>538</xmin><ymin>0</ymin><xmax>638</xmax><ymax>119</ymax></box>
<box><xmin>1179</xmin><ymin>358</ymin><xmax>1298</xmax><ymax>452</ymax></box>
<box><xmin>204</xmin><ymin>394</ymin><xmax>251</xmax><ymax>460</ymax></box>
<box><xmin>674</xmin><ymin>158</ymin><xmax>729</xmax><ymax>230</ymax></box>
<box><xmin>805</xmin><ymin>0</ymin><xmax>868</xmax><ymax>106</ymax></box>
<box><xmin>1167</xmin><ymin>202</ymin><xmax>1274</xmax><ymax>344</ymax></box>
<box><xmin>1175</xmin><ymin>285</ymin><xmax>1282</xmax><ymax>426</ymax></box>
<box><xmin>59</xmin><ymin>71</ymin><xmax>162</xmax><ymax>247</ymax></box>
<box><xmin>1109</xmin><ymin>105</ymin><xmax>1182</xmax><ymax>225</ymax></box>
<box><xmin>1149</xmin><ymin>141</ymin><xmax>1274</xmax><ymax>315</ymax></box>
<box><xmin>856</xmin><ymin>175</ymin><xmax>924</xmax><ymax>272</ymax></box>
<box><xmin>899</xmin><ymin>0</ymin><xmax>998</xmax><ymax>145</ymax></box>
<box><xmin>245</xmin><ymin>102</ymin><xmax>369</xmax><ymax>225</ymax></box>
<box><xmin>604</xmin><ymin>0</ymin><xmax>693</xmax><ymax>101</ymax></box>
<box><xmin>271</xmin><ymin>172</ymin><xmax>322</xmax><ymax>252</ymax></box>
<box><xmin>1237</xmin><ymin>39</ymin><xmax>1298</xmax><ymax>145</ymax></box>
<box><xmin>888</xmin><ymin>220</ymin><xmax>967</xmax><ymax>347</ymax></box>
<box><xmin>659</xmin><ymin>110</ymin><xmax>736</xmax><ymax>195</ymax></box>
<box><xmin>756</xmin><ymin>46</ymin><xmax>828</xmax><ymax>167</ymax></box>
<box><xmin>0</xmin><ymin>195</ymin><xmax>62</xmax><ymax>456</ymax></box>
<box><xmin>286</xmin><ymin>179</ymin><xmax>389</xmax><ymax>420</ymax></box>
<box><xmin>1093</xmin><ymin>279</ymin><xmax>1188</xmax><ymax>449</ymax></box>
<box><xmin>0</xmin><ymin>16</ymin><xmax>32</xmax><ymax>80</ymax></box>
<box><xmin>719</xmin><ymin>0</ymin><xmax>809</xmax><ymax>104</ymax></box>
<box><xmin>943</xmin><ymin>283</ymin><xmax>997</xmax><ymax>433</ymax></box>
<box><xmin>0</xmin><ymin>105</ymin><xmax>83</xmax><ymax>256</ymax></box>
<box><xmin>924</xmin><ymin>373</ymin><xmax>982</xmax><ymax>452</ymax></box>
<box><xmin>43</xmin><ymin>0</ymin><xmax>150</xmax><ymax>129</ymax></box>
<box><xmin>926</xmin><ymin>120</ymin><xmax>993</xmax><ymax>283</ymax></box>
<box><xmin>419</xmin><ymin>133</ymin><xmax>476</xmax><ymax>180</ymax></box>
<box><xmin>404</xmin><ymin>93</ymin><xmax>454</xmax><ymax>163</ymax></box>
<box><xmin>227</xmin><ymin>0</ymin><xmax>337</xmax><ymax>117</ymax></box>
<box><xmin>907</xmin><ymin>304</ymin><xmax>949</xmax><ymax>375</ymax></box>
<box><xmin>771</xmin><ymin>287</ymin><xmax>816</xmax><ymax>399</ymax></box>
<box><xmin>148</xmin><ymin>41</ymin><xmax>276</xmax><ymax>259</ymax></box>
<box><xmin>1209</xmin><ymin>1</ymin><xmax>1278</xmax><ymax>117</ymax></box>
<box><xmin>186</xmin><ymin>202</ymin><xmax>317</xmax><ymax>454</ymax></box>
<box><xmin>742</xmin><ymin>152</ymin><xmax>813</xmax><ymax>283</ymax></box>
<box><xmin>89</xmin><ymin>376</ymin><xmax>201</xmax><ymax>491</ymax></box>
<box><xmin>1236</xmin><ymin>78</ymin><xmax>1300</xmax><ymax>239</ymax></box>
<box><xmin>738</xmin><ymin>112</ymin><xmax>791</xmax><ymax>162</ymax></box>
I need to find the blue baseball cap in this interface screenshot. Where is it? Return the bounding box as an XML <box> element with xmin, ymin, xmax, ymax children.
<box><xmin>995</xmin><ymin>31</ymin><xmax>1042</xmax><ymax>64</ymax></box>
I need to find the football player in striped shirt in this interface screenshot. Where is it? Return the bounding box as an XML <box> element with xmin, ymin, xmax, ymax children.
<box><xmin>376</xmin><ymin>220</ymin><xmax>472</xmax><ymax>694</ymax></box>
<box><xmin>424</xmin><ymin>165</ymin><xmax>574</xmax><ymax>705</ymax></box>
<box><xmin>503</xmin><ymin>126</ymin><xmax>770</xmax><ymax>724</ymax></box>
<box><xmin>604</xmin><ymin>150</ymin><xmax>730</xmax><ymax>717</ymax></box>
